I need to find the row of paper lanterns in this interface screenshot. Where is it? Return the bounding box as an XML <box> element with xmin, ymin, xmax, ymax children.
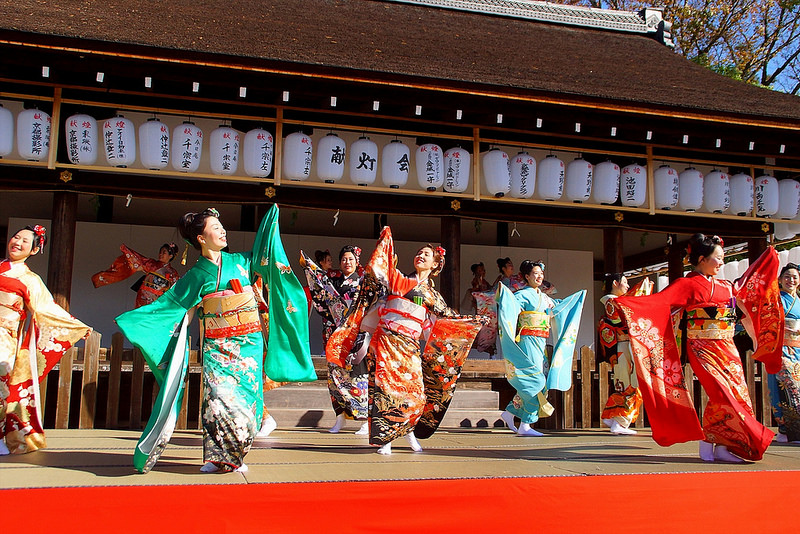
<box><xmin>2</xmin><ymin>106</ymin><xmax>797</xmax><ymax>211</ymax></box>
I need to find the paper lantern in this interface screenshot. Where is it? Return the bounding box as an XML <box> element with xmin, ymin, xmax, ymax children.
<box><xmin>482</xmin><ymin>148</ymin><xmax>510</xmax><ymax>197</ymax></box>
<box><xmin>620</xmin><ymin>163</ymin><xmax>646</xmax><ymax>207</ymax></box>
<box><xmin>209</xmin><ymin>125</ymin><xmax>240</xmax><ymax>175</ymax></box>
<box><xmin>381</xmin><ymin>140</ymin><xmax>410</xmax><ymax>188</ymax></box>
<box><xmin>703</xmin><ymin>170</ymin><xmax>730</xmax><ymax>213</ymax></box>
<box><xmin>102</xmin><ymin>115</ymin><xmax>136</xmax><ymax>167</ymax></box>
<box><xmin>64</xmin><ymin>113</ymin><xmax>98</xmax><ymax>165</ymax></box>
<box><xmin>774</xmin><ymin>223</ymin><xmax>797</xmax><ymax>242</ymax></box>
<box><xmin>777</xmin><ymin>179</ymin><xmax>800</xmax><ymax>219</ymax></box>
<box><xmin>283</xmin><ymin>131</ymin><xmax>313</xmax><ymax>181</ymax></box>
<box><xmin>0</xmin><ymin>104</ymin><xmax>14</xmax><ymax>157</ymax></box>
<box><xmin>755</xmin><ymin>175</ymin><xmax>779</xmax><ymax>217</ymax></box>
<box><xmin>565</xmin><ymin>156</ymin><xmax>593</xmax><ymax>203</ymax></box>
<box><xmin>535</xmin><ymin>154</ymin><xmax>564</xmax><ymax>201</ymax></box>
<box><xmin>242</xmin><ymin>128</ymin><xmax>273</xmax><ymax>178</ymax></box>
<box><xmin>592</xmin><ymin>160</ymin><xmax>619</xmax><ymax>205</ymax></box>
<box><xmin>316</xmin><ymin>133</ymin><xmax>346</xmax><ymax>183</ymax></box>
<box><xmin>789</xmin><ymin>246</ymin><xmax>800</xmax><ymax>265</ymax></box>
<box><xmin>510</xmin><ymin>151</ymin><xmax>536</xmax><ymax>199</ymax></box>
<box><xmin>16</xmin><ymin>108</ymin><xmax>50</xmax><ymax>161</ymax></box>
<box><xmin>349</xmin><ymin>136</ymin><xmax>378</xmax><ymax>186</ymax></box>
<box><xmin>728</xmin><ymin>172</ymin><xmax>753</xmax><ymax>216</ymax></box>
<box><xmin>171</xmin><ymin>121</ymin><xmax>203</xmax><ymax>172</ymax></box>
<box><xmin>737</xmin><ymin>259</ymin><xmax>749</xmax><ymax>278</ymax></box>
<box><xmin>653</xmin><ymin>164</ymin><xmax>679</xmax><ymax>210</ymax></box>
<box><xmin>443</xmin><ymin>147</ymin><xmax>471</xmax><ymax>193</ymax></box>
<box><xmin>139</xmin><ymin>118</ymin><xmax>170</xmax><ymax>170</ymax></box>
<box><xmin>416</xmin><ymin>143</ymin><xmax>443</xmax><ymax>191</ymax></box>
<box><xmin>722</xmin><ymin>261</ymin><xmax>739</xmax><ymax>282</ymax></box>
<box><xmin>657</xmin><ymin>275</ymin><xmax>670</xmax><ymax>292</ymax></box>
<box><xmin>779</xmin><ymin>249</ymin><xmax>791</xmax><ymax>268</ymax></box>
<box><xmin>678</xmin><ymin>167</ymin><xmax>704</xmax><ymax>212</ymax></box>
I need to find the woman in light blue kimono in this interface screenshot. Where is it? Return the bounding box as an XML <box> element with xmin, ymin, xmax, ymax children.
<box><xmin>116</xmin><ymin>205</ymin><xmax>315</xmax><ymax>473</ymax></box>
<box><xmin>770</xmin><ymin>262</ymin><xmax>800</xmax><ymax>443</ymax></box>
<box><xmin>497</xmin><ymin>260</ymin><xmax>585</xmax><ymax>436</ymax></box>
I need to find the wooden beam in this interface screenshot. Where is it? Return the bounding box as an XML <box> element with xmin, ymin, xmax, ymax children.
<box><xmin>47</xmin><ymin>189</ymin><xmax>77</xmax><ymax>310</ymax></box>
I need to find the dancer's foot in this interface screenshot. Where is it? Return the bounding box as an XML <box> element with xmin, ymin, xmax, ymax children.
<box><xmin>0</xmin><ymin>440</ymin><xmax>9</xmax><ymax>456</ymax></box>
<box><xmin>200</xmin><ymin>461</ymin><xmax>221</xmax><ymax>473</ymax></box>
<box><xmin>601</xmin><ymin>418</ymin><xmax>614</xmax><ymax>429</ymax></box>
<box><xmin>699</xmin><ymin>441</ymin><xmax>715</xmax><ymax>462</ymax></box>
<box><xmin>355</xmin><ymin>421</ymin><xmax>369</xmax><ymax>435</ymax></box>
<box><xmin>235</xmin><ymin>463</ymin><xmax>249</xmax><ymax>473</ymax></box>
<box><xmin>406</xmin><ymin>432</ymin><xmax>423</xmax><ymax>452</ymax></box>
<box><xmin>256</xmin><ymin>415</ymin><xmax>277</xmax><ymax>438</ymax></box>
<box><xmin>517</xmin><ymin>423</ymin><xmax>543</xmax><ymax>437</ymax></box>
<box><xmin>329</xmin><ymin>413</ymin><xmax>345</xmax><ymax>434</ymax></box>
<box><xmin>500</xmin><ymin>410</ymin><xmax>518</xmax><ymax>432</ymax></box>
<box><xmin>609</xmin><ymin>420</ymin><xmax>637</xmax><ymax>435</ymax></box>
<box><xmin>376</xmin><ymin>443</ymin><xmax>392</xmax><ymax>455</ymax></box>
<box><xmin>713</xmin><ymin>445</ymin><xmax>744</xmax><ymax>463</ymax></box>
<box><xmin>776</xmin><ymin>433</ymin><xmax>789</xmax><ymax>443</ymax></box>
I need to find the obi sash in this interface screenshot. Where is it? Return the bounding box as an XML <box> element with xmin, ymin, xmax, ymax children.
<box><xmin>683</xmin><ymin>305</ymin><xmax>736</xmax><ymax>340</ymax></box>
<box><xmin>378</xmin><ymin>295</ymin><xmax>425</xmax><ymax>340</ymax></box>
<box><xmin>139</xmin><ymin>272</ymin><xmax>171</xmax><ymax>299</ymax></box>
<box><xmin>785</xmin><ymin>317</ymin><xmax>800</xmax><ymax>347</ymax></box>
<box><xmin>518</xmin><ymin>310</ymin><xmax>550</xmax><ymax>337</ymax></box>
<box><xmin>199</xmin><ymin>287</ymin><xmax>260</xmax><ymax>339</ymax></box>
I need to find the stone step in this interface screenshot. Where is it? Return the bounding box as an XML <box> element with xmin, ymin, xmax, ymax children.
<box><xmin>262</xmin><ymin>408</ymin><xmax>505</xmax><ymax>430</ymax></box>
<box><xmin>265</xmin><ymin>384</ymin><xmax>499</xmax><ymax>410</ymax></box>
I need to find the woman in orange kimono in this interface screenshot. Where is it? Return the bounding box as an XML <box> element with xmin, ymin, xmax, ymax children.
<box><xmin>1</xmin><ymin>225</ymin><xmax>91</xmax><ymax>455</ymax></box>
<box><xmin>92</xmin><ymin>243</ymin><xmax>180</xmax><ymax>308</ymax></box>
<box><xmin>614</xmin><ymin>233</ymin><xmax>782</xmax><ymax>462</ymax></box>
<box><xmin>327</xmin><ymin>227</ymin><xmax>484</xmax><ymax>455</ymax></box>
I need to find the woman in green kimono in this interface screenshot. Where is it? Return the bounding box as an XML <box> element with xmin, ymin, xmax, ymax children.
<box><xmin>116</xmin><ymin>205</ymin><xmax>315</xmax><ymax>474</ymax></box>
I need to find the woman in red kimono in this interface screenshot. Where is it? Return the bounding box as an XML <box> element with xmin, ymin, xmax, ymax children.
<box><xmin>614</xmin><ymin>233</ymin><xmax>782</xmax><ymax>462</ymax></box>
<box><xmin>92</xmin><ymin>243</ymin><xmax>179</xmax><ymax>308</ymax></box>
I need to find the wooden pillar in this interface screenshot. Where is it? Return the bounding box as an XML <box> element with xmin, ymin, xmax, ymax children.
<box><xmin>667</xmin><ymin>233</ymin><xmax>684</xmax><ymax>283</ymax></box>
<box><xmin>602</xmin><ymin>227</ymin><xmax>624</xmax><ymax>275</ymax></box>
<box><xmin>440</xmin><ymin>216</ymin><xmax>460</xmax><ymax>307</ymax></box>
<box><xmin>747</xmin><ymin>236</ymin><xmax>768</xmax><ymax>264</ymax></box>
<box><xmin>47</xmin><ymin>191</ymin><xmax>78</xmax><ymax>311</ymax></box>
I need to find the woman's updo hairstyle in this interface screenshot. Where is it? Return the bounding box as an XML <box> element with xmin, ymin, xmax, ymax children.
<box><xmin>419</xmin><ymin>244</ymin><xmax>446</xmax><ymax>276</ymax></box>
<box><xmin>18</xmin><ymin>224</ymin><xmax>47</xmax><ymax>250</ymax></box>
<box><xmin>161</xmin><ymin>242</ymin><xmax>179</xmax><ymax>259</ymax></box>
<box><xmin>178</xmin><ymin>208</ymin><xmax>219</xmax><ymax>250</ymax></box>
<box><xmin>339</xmin><ymin>245</ymin><xmax>361</xmax><ymax>263</ymax></box>
<box><xmin>603</xmin><ymin>272</ymin><xmax>624</xmax><ymax>293</ymax></box>
<box><xmin>519</xmin><ymin>259</ymin><xmax>545</xmax><ymax>278</ymax></box>
<box><xmin>496</xmin><ymin>257</ymin><xmax>512</xmax><ymax>272</ymax></box>
<box><xmin>780</xmin><ymin>262</ymin><xmax>800</xmax><ymax>278</ymax></box>
<box><xmin>314</xmin><ymin>249</ymin><xmax>331</xmax><ymax>265</ymax></box>
<box><xmin>686</xmin><ymin>233</ymin><xmax>724</xmax><ymax>266</ymax></box>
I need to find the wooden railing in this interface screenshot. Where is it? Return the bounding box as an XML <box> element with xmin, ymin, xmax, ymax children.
<box><xmin>41</xmin><ymin>332</ymin><xmax>776</xmax><ymax>431</ymax></box>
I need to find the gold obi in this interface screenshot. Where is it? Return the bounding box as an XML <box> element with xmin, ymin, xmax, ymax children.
<box><xmin>379</xmin><ymin>295</ymin><xmax>425</xmax><ymax>339</ymax></box>
<box><xmin>784</xmin><ymin>318</ymin><xmax>800</xmax><ymax>347</ymax></box>
<box><xmin>518</xmin><ymin>310</ymin><xmax>550</xmax><ymax>338</ymax></box>
<box><xmin>684</xmin><ymin>305</ymin><xmax>736</xmax><ymax>340</ymax></box>
<box><xmin>200</xmin><ymin>287</ymin><xmax>260</xmax><ymax>339</ymax></box>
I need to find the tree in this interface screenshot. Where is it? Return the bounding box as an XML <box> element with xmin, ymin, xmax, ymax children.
<box><xmin>563</xmin><ymin>0</ymin><xmax>800</xmax><ymax>94</ymax></box>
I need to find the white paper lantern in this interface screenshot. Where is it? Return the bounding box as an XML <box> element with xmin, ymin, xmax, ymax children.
<box><xmin>509</xmin><ymin>151</ymin><xmax>536</xmax><ymax>199</ymax></box>
<box><xmin>703</xmin><ymin>170</ymin><xmax>730</xmax><ymax>213</ymax></box>
<box><xmin>653</xmin><ymin>164</ymin><xmax>679</xmax><ymax>210</ymax></box>
<box><xmin>755</xmin><ymin>175</ymin><xmax>779</xmax><ymax>217</ymax></box>
<box><xmin>443</xmin><ymin>147</ymin><xmax>471</xmax><ymax>193</ymax></box>
<box><xmin>171</xmin><ymin>121</ymin><xmax>203</xmax><ymax>172</ymax></box>
<box><xmin>242</xmin><ymin>128</ymin><xmax>273</xmax><ymax>178</ymax></box>
<box><xmin>535</xmin><ymin>154</ymin><xmax>564</xmax><ymax>201</ymax></box>
<box><xmin>777</xmin><ymin>179</ymin><xmax>800</xmax><ymax>219</ymax></box>
<box><xmin>416</xmin><ymin>143</ymin><xmax>444</xmax><ymax>191</ymax></box>
<box><xmin>209</xmin><ymin>125</ymin><xmax>240</xmax><ymax>176</ymax></box>
<box><xmin>482</xmin><ymin>148</ymin><xmax>511</xmax><ymax>197</ymax></box>
<box><xmin>16</xmin><ymin>108</ymin><xmax>50</xmax><ymax>161</ymax></box>
<box><xmin>789</xmin><ymin>246</ymin><xmax>800</xmax><ymax>265</ymax></box>
<box><xmin>591</xmin><ymin>160</ymin><xmax>619</xmax><ymax>205</ymax></box>
<box><xmin>774</xmin><ymin>223</ymin><xmax>797</xmax><ymax>241</ymax></box>
<box><xmin>139</xmin><ymin>118</ymin><xmax>170</xmax><ymax>170</ymax></box>
<box><xmin>102</xmin><ymin>115</ymin><xmax>136</xmax><ymax>167</ymax></box>
<box><xmin>678</xmin><ymin>167</ymin><xmax>704</xmax><ymax>212</ymax></box>
<box><xmin>565</xmin><ymin>156</ymin><xmax>593</xmax><ymax>203</ymax></box>
<box><xmin>657</xmin><ymin>275</ymin><xmax>670</xmax><ymax>292</ymax></box>
<box><xmin>283</xmin><ymin>131</ymin><xmax>313</xmax><ymax>181</ymax></box>
<box><xmin>620</xmin><ymin>163</ymin><xmax>646</xmax><ymax>207</ymax></box>
<box><xmin>64</xmin><ymin>113</ymin><xmax>98</xmax><ymax>165</ymax></box>
<box><xmin>381</xmin><ymin>140</ymin><xmax>410</xmax><ymax>188</ymax></box>
<box><xmin>0</xmin><ymin>104</ymin><xmax>14</xmax><ymax>157</ymax></box>
<box><xmin>728</xmin><ymin>172</ymin><xmax>753</xmax><ymax>216</ymax></box>
<box><xmin>349</xmin><ymin>136</ymin><xmax>378</xmax><ymax>186</ymax></box>
<box><xmin>779</xmin><ymin>249</ymin><xmax>791</xmax><ymax>268</ymax></box>
<box><xmin>316</xmin><ymin>133</ymin><xmax>346</xmax><ymax>183</ymax></box>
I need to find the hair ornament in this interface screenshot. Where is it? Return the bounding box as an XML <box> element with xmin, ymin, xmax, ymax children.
<box><xmin>32</xmin><ymin>224</ymin><xmax>47</xmax><ymax>237</ymax></box>
<box><xmin>207</xmin><ymin>207</ymin><xmax>220</xmax><ymax>218</ymax></box>
<box><xmin>435</xmin><ymin>246</ymin><xmax>446</xmax><ymax>257</ymax></box>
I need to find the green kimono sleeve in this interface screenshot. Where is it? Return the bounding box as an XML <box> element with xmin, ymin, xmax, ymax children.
<box><xmin>251</xmin><ymin>204</ymin><xmax>316</xmax><ymax>382</ymax></box>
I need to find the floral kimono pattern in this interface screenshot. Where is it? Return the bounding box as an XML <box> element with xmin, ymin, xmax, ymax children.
<box><xmin>496</xmin><ymin>283</ymin><xmax>586</xmax><ymax>424</ymax></box>
<box><xmin>117</xmin><ymin>204</ymin><xmax>315</xmax><ymax>473</ymax></box>
<box><xmin>768</xmin><ymin>291</ymin><xmax>800</xmax><ymax>441</ymax></box>
<box><xmin>615</xmin><ymin>248</ymin><xmax>782</xmax><ymax>460</ymax></box>
<box><xmin>0</xmin><ymin>260</ymin><xmax>90</xmax><ymax>454</ymax></box>
<box><xmin>301</xmin><ymin>251</ymin><xmax>368</xmax><ymax>420</ymax></box>
<box><xmin>92</xmin><ymin>244</ymin><xmax>179</xmax><ymax>308</ymax></box>
<box><xmin>327</xmin><ymin>227</ymin><xmax>484</xmax><ymax>446</ymax></box>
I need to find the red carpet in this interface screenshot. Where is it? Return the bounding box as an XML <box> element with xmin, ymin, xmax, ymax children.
<box><xmin>7</xmin><ymin>471</ymin><xmax>795</xmax><ymax>533</ymax></box>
